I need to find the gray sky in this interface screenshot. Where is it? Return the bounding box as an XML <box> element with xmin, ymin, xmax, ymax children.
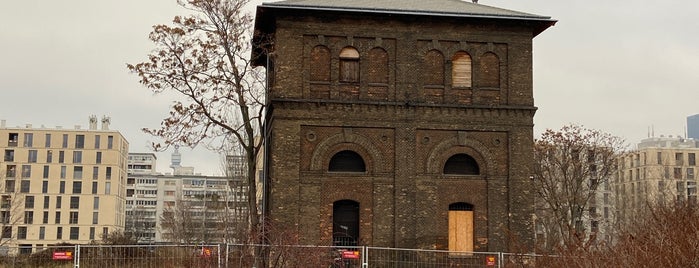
<box><xmin>1</xmin><ymin>0</ymin><xmax>698</xmax><ymax>175</ymax></box>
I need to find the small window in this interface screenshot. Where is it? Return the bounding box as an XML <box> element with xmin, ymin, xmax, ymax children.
<box><xmin>339</xmin><ymin>47</ymin><xmax>360</xmax><ymax>83</ymax></box>
<box><xmin>329</xmin><ymin>150</ymin><xmax>366</xmax><ymax>173</ymax></box>
<box><xmin>452</xmin><ymin>52</ymin><xmax>472</xmax><ymax>88</ymax></box>
<box><xmin>75</xmin><ymin>135</ymin><xmax>85</xmax><ymax>149</ymax></box>
<box><xmin>444</xmin><ymin>154</ymin><xmax>480</xmax><ymax>175</ymax></box>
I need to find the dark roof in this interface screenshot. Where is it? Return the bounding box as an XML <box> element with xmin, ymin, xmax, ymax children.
<box><xmin>261</xmin><ymin>0</ymin><xmax>553</xmax><ymax>21</ymax></box>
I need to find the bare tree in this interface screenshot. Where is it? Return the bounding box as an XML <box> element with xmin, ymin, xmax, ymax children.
<box><xmin>0</xmin><ymin>165</ymin><xmax>25</xmax><ymax>250</ymax></box>
<box><xmin>127</xmin><ymin>0</ymin><xmax>266</xmax><ymax>239</ymax></box>
<box><xmin>533</xmin><ymin>124</ymin><xmax>625</xmax><ymax>250</ymax></box>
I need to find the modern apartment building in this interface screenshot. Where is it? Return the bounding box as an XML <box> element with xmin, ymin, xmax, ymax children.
<box><xmin>125</xmin><ymin>151</ymin><xmax>247</xmax><ymax>243</ymax></box>
<box><xmin>616</xmin><ymin>136</ymin><xmax>699</xmax><ymax>227</ymax></box>
<box><xmin>0</xmin><ymin>117</ymin><xmax>128</xmax><ymax>254</ymax></box>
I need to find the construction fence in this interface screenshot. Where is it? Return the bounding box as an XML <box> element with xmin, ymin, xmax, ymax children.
<box><xmin>0</xmin><ymin>244</ymin><xmax>561</xmax><ymax>268</ymax></box>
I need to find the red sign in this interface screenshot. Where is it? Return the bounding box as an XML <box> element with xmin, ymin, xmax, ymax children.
<box><xmin>486</xmin><ymin>256</ymin><xmax>497</xmax><ymax>266</ymax></box>
<box><xmin>53</xmin><ymin>251</ymin><xmax>73</xmax><ymax>260</ymax></box>
<box><xmin>201</xmin><ymin>247</ymin><xmax>212</xmax><ymax>257</ymax></box>
<box><xmin>341</xmin><ymin>250</ymin><xmax>360</xmax><ymax>259</ymax></box>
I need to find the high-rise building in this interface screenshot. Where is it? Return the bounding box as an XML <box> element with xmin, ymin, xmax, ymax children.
<box><xmin>125</xmin><ymin>150</ymin><xmax>247</xmax><ymax>243</ymax></box>
<box><xmin>615</xmin><ymin>136</ymin><xmax>699</xmax><ymax>227</ymax></box>
<box><xmin>0</xmin><ymin>117</ymin><xmax>128</xmax><ymax>254</ymax></box>
<box><xmin>687</xmin><ymin>114</ymin><xmax>699</xmax><ymax>140</ymax></box>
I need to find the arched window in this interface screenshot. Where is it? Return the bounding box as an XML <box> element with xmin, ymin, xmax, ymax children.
<box><xmin>451</xmin><ymin>52</ymin><xmax>472</xmax><ymax>88</ymax></box>
<box><xmin>479</xmin><ymin>52</ymin><xmax>500</xmax><ymax>88</ymax></box>
<box><xmin>368</xmin><ymin>47</ymin><xmax>388</xmax><ymax>84</ymax></box>
<box><xmin>449</xmin><ymin>202</ymin><xmax>474</xmax><ymax>252</ymax></box>
<box><xmin>424</xmin><ymin>50</ymin><xmax>444</xmax><ymax>86</ymax></box>
<box><xmin>329</xmin><ymin>150</ymin><xmax>366</xmax><ymax>172</ymax></box>
<box><xmin>310</xmin><ymin>45</ymin><xmax>331</xmax><ymax>82</ymax></box>
<box><xmin>339</xmin><ymin>47</ymin><xmax>360</xmax><ymax>83</ymax></box>
<box><xmin>333</xmin><ymin>200</ymin><xmax>359</xmax><ymax>246</ymax></box>
<box><xmin>443</xmin><ymin>153</ymin><xmax>479</xmax><ymax>175</ymax></box>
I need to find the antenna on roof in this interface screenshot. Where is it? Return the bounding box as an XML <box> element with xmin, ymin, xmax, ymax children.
<box><xmin>472</xmin><ymin>0</ymin><xmax>478</xmax><ymax>3</ymax></box>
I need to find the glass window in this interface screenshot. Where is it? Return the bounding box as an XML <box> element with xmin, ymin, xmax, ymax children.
<box><xmin>5</xmin><ymin>165</ymin><xmax>16</xmax><ymax>178</ymax></box>
<box><xmin>23</xmin><ymin>133</ymin><xmax>33</xmax><ymax>147</ymax></box>
<box><xmin>94</xmin><ymin>135</ymin><xmax>101</xmax><ymax>149</ymax></box>
<box><xmin>89</xmin><ymin>227</ymin><xmax>95</xmax><ymax>240</ymax></box>
<box><xmin>55</xmin><ymin>212</ymin><xmax>61</xmax><ymax>224</ymax></box>
<box><xmin>39</xmin><ymin>227</ymin><xmax>45</xmax><ymax>240</ymax></box>
<box><xmin>58</xmin><ymin>151</ymin><xmax>65</xmax><ymax>163</ymax></box>
<box><xmin>93</xmin><ymin>196</ymin><xmax>99</xmax><ymax>209</ymax></box>
<box><xmin>69</xmin><ymin>212</ymin><xmax>79</xmax><ymax>224</ymax></box>
<box><xmin>70</xmin><ymin>196</ymin><xmax>80</xmax><ymax>209</ymax></box>
<box><xmin>106</xmin><ymin>167</ymin><xmax>112</xmax><ymax>180</ymax></box>
<box><xmin>62</xmin><ymin>134</ymin><xmax>68</xmax><ymax>148</ymax></box>
<box><xmin>3</xmin><ymin>149</ymin><xmax>13</xmax><ymax>162</ymax></box>
<box><xmin>42</xmin><ymin>165</ymin><xmax>49</xmax><ymax>179</ymax></box>
<box><xmin>20</xmin><ymin>180</ymin><xmax>30</xmax><ymax>193</ymax></box>
<box><xmin>45</xmin><ymin>134</ymin><xmax>51</xmax><ymax>148</ymax></box>
<box><xmin>23</xmin><ymin>211</ymin><xmax>33</xmax><ymax>224</ymax></box>
<box><xmin>46</xmin><ymin>151</ymin><xmax>52</xmax><ymax>163</ymax></box>
<box><xmin>42</xmin><ymin>211</ymin><xmax>49</xmax><ymax>224</ymax></box>
<box><xmin>60</xmin><ymin>166</ymin><xmax>66</xmax><ymax>179</ymax></box>
<box><xmin>56</xmin><ymin>196</ymin><xmax>62</xmax><ymax>209</ymax></box>
<box><xmin>42</xmin><ymin>181</ymin><xmax>48</xmax><ymax>193</ymax></box>
<box><xmin>73</xmin><ymin>151</ymin><xmax>82</xmax><ymax>163</ymax></box>
<box><xmin>57</xmin><ymin>226</ymin><xmax>62</xmax><ymax>239</ymax></box>
<box><xmin>17</xmin><ymin>226</ymin><xmax>27</xmax><ymax>239</ymax></box>
<box><xmin>92</xmin><ymin>212</ymin><xmax>98</xmax><ymax>224</ymax></box>
<box><xmin>21</xmin><ymin>165</ymin><xmax>31</xmax><ymax>178</ymax></box>
<box><xmin>27</xmin><ymin>150</ymin><xmax>37</xmax><ymax>163</ymax></box>
<box><xmin>92</xmin><ymin>182</ymin><xmax>98</xmax><ymax>194</ymax></box>
<box><xmin>59</xmin><ymin>181</ymin><xmax>65</xmax><ymax>194</ymax></box>
<box><xmin>24</xmin><ymin>196</ymin><xmax>34</xmax><ymax>209</ymax></box>
<box><xmin>43</xmin><ymin>196</ymin><xmax>49</xmax><ymax>209</ymax></box>
<box><xmin>107</xmin><ymin>136</ymin><xmax>114</xmax><ymax>149</ymax></box>
<box><xmin>74</xmin><ymin>166</ymin><xmax>83</xmax><ymax>180</ymax></box>
<box><xmin>96</xmin><ymin>152</ymin><xmax>102</xmax><ymax>164</ymax></box>
<box><xmin>72</xmin><ymin>182</ymin><xmax>82</xmax><ymax>194</ymax></box>
<box><xmin>105</xmin><ymin>182</ymin><xmax>111</xmax><ymax>194</ymax></box>
<box><xmin>92</xmin><ymin>167</ymin><xmax>99</xmax><ymax>180</ymax></box>
<box><xmin>75</xmin><ymin>135</ymin><xmax>85</xmax><ymax>149</ymax></box>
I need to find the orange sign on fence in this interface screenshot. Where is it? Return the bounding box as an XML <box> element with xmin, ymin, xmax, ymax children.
<box><xmin>53</xmin><ymin>251</ymin><xmax>73</xmax><ymax>260</ymax></box>
<box><xmin>486</xmin><ymin>255</ymin><xmax>497</xmax><ymax>266</ymax></box>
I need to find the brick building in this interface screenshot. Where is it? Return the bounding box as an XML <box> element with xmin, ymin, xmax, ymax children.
<box><xmin>253</xmin><ymin>0</ymin><xmax>554</xmax><ymax>252</ymax></box>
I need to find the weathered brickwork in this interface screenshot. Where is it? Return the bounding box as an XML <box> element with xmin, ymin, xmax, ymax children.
<box><xmin>255</xmin><ymin>2</ymin><xmax>553</xmax><ymax>252</ymax></box>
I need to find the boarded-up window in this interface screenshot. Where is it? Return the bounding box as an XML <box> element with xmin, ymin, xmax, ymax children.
<box><xmin>310</xmin><ymin>45</ymin><xmax>331</xmax><ymax>82</ymax></box>
<box><xmin>329</xmin><ymin>150</ymin><xmax>366</xmax><ymax>172</ymax></box>
<box><xmin>449</xmin><ymin>203</ymin><xmax>474</xmax><ymax>252</ymax></box>
<box><xmin>479</xmin><ymin>52</ymin><xmax>500</xmax><ymax>88</ymax></box>
<box><xmin>452</xmin><ymin>52</ymin><xmax>472</xmax><ymax>88</ymax></box>
<box><xmin>368</xmin><ymin>47</ymin><xmax>388</xmax><ymax>84</ymax></box>
<box><xmin>444</xmin><ymin>154</ymin><xmax>480</xmax><ymax>175</ymax></box>
<box><xmin>424</xmin><ymin>50</ymin><xmax>444</xmax><ymax>86</ymax></box>
<box><xmin>340</xmin><ymin>47</ymin><xmax>360</xmax><ymax>83</ymax></box>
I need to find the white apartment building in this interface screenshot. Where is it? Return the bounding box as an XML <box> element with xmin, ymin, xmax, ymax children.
<box><xmin>0</xmin><ymin>118</ymin><xmax>128</xmax><ymax>254</ymax></box>
<box><xmin>616</xmin><ymin>135</ymin><xmax>699</xmax><ymax>227</ymax></box>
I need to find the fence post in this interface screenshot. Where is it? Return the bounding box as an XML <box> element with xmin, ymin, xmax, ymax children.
<box><xmin>498</xmin><ymin>252</ymin><xmax>503</xmax><ymax>268</ymax></box>
<box><xmin>74</xmin><ymin>244</ymin><xmax>80</xmax><ymax>268</ymax></box>
<box><xmin>362</xmin><ymin>246</ymin><xmax>368</xmax><ymax>268</ymax></box>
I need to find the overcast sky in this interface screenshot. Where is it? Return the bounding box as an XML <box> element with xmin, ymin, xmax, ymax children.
<box><xmin>1</xmin><ymin>0</ymin><xmax>698</xmax><ymax>175</ymax></box>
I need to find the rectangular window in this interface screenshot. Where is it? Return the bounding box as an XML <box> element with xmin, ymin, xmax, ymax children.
<box><xmin>92</xmin><ymin>182</ymin><xmax>98</xmax><ymax>194</ymax></box>
<box><xmin>42</xmin><ymin>211</ymin><xmax>49</xmax><ymax>224</ymax></box>
<box><xmin>59</xmin><ymin>181</ymin><xmax>65</xmax><ymax>194</ymax></box>
<box><xmin>94</xmin><ymin>135</ymin><xmax>100</xmax><ymax>149</ymax></box>
<box><xmin>43</xmin><ymin>196</ymin><xmax>49</xmax><ymax>209</ymax></box>
<box><xmin>689</xmin><ymin>168</ymin><xmax>695</xmax><ymax>179</ymax></box>
<box><xmin>96</xmin><ymin>152</ymin><xmax>102</xmax><ymax>164</ymax></box>
<box><xmin>75</xmin><ymin>135</ymin><xmax>85</xmax><ymax>149</ymax></box>
<box><xmin>92</xmin><ymin>167</ymin><xmax>99</xmax><ymax>180</ymax></box>
<box><xmin>3</xmin><ymin>149</ymin><xmax>13</xmax><ymax>161</ymax></box>
<box><xmin>691</xmin><ymin>153</ymin><xmax>697</xmax><ymax>166</ymax></box>
<box><xmin>23</xmin><ymin>211</ymin><xmax>33</xmax><ymax>224</ymax></box>
<box><xmin>58</xmin><ymin>151</ymin><xmax>65</xmax><ymax>163</ymax></box>
<box><xmin>5</xmin><ymin>165</ymin><xmax>16</xmax><ymax>178</ymax></box>
<box><xmin>665</xmin><ymin>167</ymin><xmax>670</xmax><ymax>179</ymax></box>
<box><xmin>39</xmin><ymin>226</ymin><xmax>45</xmax><ymax>240</ymax></box>
<box><xmin>17</xmin><ymin>226</ymin><xmax>27</xmax><ymax>239</ymax></box>
<box><xmin>45</xmin><ymin>134</ymin><xmax>51</xmax><ymax>148</ymax></box>
<box><xmin>106</xmin><ymin>167</ymin><xmax>112</xmax><ymax>180</ymax></box>
<box><xmin>90</xmin><ymin>198</ymin><xmax>99</xmax><ymax>213</ymax></box>
<box><xmin>42</xmin><ymin>181</ymin><xmax>48</xmax><ymax>193</ymax></box>
<box><xmin>105</xmin><ymin>182</ymin><xmax>111</xmax><ymax>194</ymax></box>
<box><xmin>55</xmin><ymin>212</ymin><xmax>61</xmax><ymax>224</ymax></box>
<box><xmin>658</xmin><ymin>152</ymin><xmax>663</xmax><ymax>165</ymax></box>
<box><xmin>8</xmin><ymin>133</ymin><xmax>18</xmax><ymax>147</ymax></box>
<box><xmin>4</xmin><ymin>180</ymin><xmax>14</xmax><ymax>193</ymax></box>
<box><xmin>56</xmin><ymin>196</ymin><xmax>62</xmax><ymax>209</ymax></box>
<box><xmin>69</xmin><ymin>212</ymin><xmax>78</xmax><ymax>224</ymax></box>
<box><xmin>92</xmin><ymin>211</ymin><xmax>98</xmax><ymax>224</ymax></box>
<box><xmin>20</xmin><ymin>180</ymin><xmax>30</xmax><ymax>193</ymax></box>
<box><xmin>72</xmin><ymin>182</ymin><xmax>82</xmax><ymax>194</ymax></box>
<box><xmin>57</xmin><ymin>226</ymin><xmax>63</xmax><ymax>239</ymax></box>
<box><xmin>674</xmin><ymin>167</ymin><xmax>682</xmax><ymax>179</ymax></box>
<box><xmin>25</xmin><ymin>196</ymin><xmax>34</xmax><ymax>208</ymax></box>
<box><xmin>676</xmin><ymin>153</ymin><xmax>684</xmax><ymax>165</ymax></box>
<box><xmin>27</xmin><ymin>150</ymin><xmax>37</xmax><ymax>163</ymax></box>
<box><xmin>74</xmin><ymin>166</ymin><xmax>83</xmax><ymax>180</ymax></box>
<box><xmin>60</xmin><ymin>166</ymin><xmax>66</xmax><ymax>179</ymax></box>
<box><xmin>89</xmin><ymin>227</ymin><xmax>95</xmax><ymax>240</ymax></box>
<box><xmin>70</xmin><ymin>196</ymin><xmax>80</xmax><ymax>209</ymax></box>
<box><xmin>23</xmin><ymin>133</ymin><xmax>33</xmax><ymax>147</ymax></box>
<box><xmin>62</xmin><ymin>134</ymin><xmax>68</xmax><ymax>148</ymax></box>
<box><xmin>42</xmin><ymin>165</ymin><xmax>49</xmax><ymax>179</ymax></box>
<box><xmin>107</xmin><ymin>136</ymin><xmax>114</xmax><ymax>149</ymax></box>
<box><xmin>21</xmin><ymin>165</ymin><xmax>31</xmax><ymax>178</ymax></box>
<box><xmin>73</xmin><ymin>151</ymin><xmax>82</xmax><ymax>163</ymax></box>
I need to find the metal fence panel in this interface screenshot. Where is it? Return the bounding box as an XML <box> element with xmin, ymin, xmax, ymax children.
<box><xmin>366</xmin><ymin>247</ymin><xmax>501</xmax><ymax>268</ymax></box>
